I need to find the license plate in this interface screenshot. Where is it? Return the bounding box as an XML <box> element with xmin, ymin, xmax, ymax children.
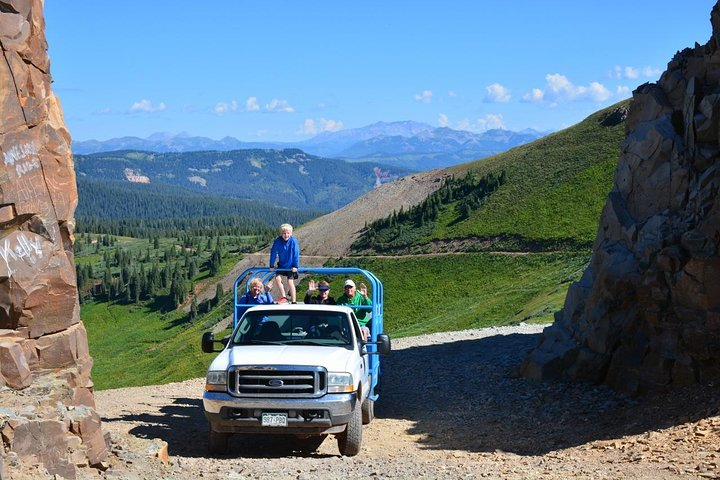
<box><xmin>261</xmin><ymin>413</ymin><xmax>288</xmax><ymax>427</ymax></box>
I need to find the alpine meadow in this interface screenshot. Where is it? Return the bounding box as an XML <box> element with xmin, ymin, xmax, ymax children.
<box><xmin>76</xmin><ymin>101</ymin><xmax>627</xmax><ymax>389</ymax></box>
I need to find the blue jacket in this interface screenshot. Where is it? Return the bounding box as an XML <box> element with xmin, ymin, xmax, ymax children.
<box><xmin>237</xmin><ymin>291</ymin><xmax>274</xmax><ymax>320</ymax></box>
<box><xmin>269</xmin><ymin>236</ymin><xmax>300</xmax><ymax>270</ymax></box>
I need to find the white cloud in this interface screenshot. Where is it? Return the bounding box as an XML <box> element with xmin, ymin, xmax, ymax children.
<box><xmin>299</xmin><ymin>117</ymin><xmax>344</xmax><ymax>135</ymax></box>
<box><xmin>130</xmin><ymin>99</ymin><xmax>166</xmax><ymax>113</ymax></box>
<box><xmin>414</xmin><ymin>90</ymin><xmax>433</xmax><ymax>103</ymax></box>
<box><xmin>522</xmin><ymin>88</ymin><xmax>544</xmax><ymax>103</ymax></box>
<box><xmin>455</xmin><ymin>114</ymin><xmax>506</xmax><ymax>132</ymax></box>
<box><xmin>265</xmin><ymin>99</ymin><xmax>294</xmax><ymax>113</ymax></box>
<box><xmin>246</xmin><ymin>96</ymin><xmax>260</xmax><ymax>112</ymax></box>
<box><xmin>526</xmin><ymin>74</ymin><xmax>612</xmax><ymax>104</ymax></box>
<box><xmin>611</xmin><ymin>65</ymin><xmax>662</xmax><ymax>80</ymax></box>
<box><xmin>641</xmin><ymin>66</ymin><xmax>661</xmax><ymax>78</ymax></box>
<box><xmin>438</xmin><ymin>113</ymin><xmax>449</xmax><ymax>127</ymax></box>
<box><xmin>301</xmin><ymin>119</ymin><xmax>317</xmax><ymax>135</ymax></box>
<box><xmin>616</xmin><ymin>85</ymin><xmax>631</xmax><ymax>97</ymax></box>
<box><xmin>586</xmin><ymin>82</ymin><xmax>612</xmax><ymax>101</ymax></box>
<box><xmin>212</xmin><ymin>100</ymin><xmax>239</xmax><ymax>115</ymax></box>
<box><xmin>484</xmin><ymin>83</ymin><xmax>511</xmax><ymax>103</ymax></box>
<box><xmin>448</xmin><ymin>90</ymin><xmax>457</xmax><ymax>97</ymax></box>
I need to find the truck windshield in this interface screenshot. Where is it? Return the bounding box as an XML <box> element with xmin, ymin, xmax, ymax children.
<box><xmin>231</xmin><ymin>310</ymin><xmax>353</xmax><ymax>348</ymax></box>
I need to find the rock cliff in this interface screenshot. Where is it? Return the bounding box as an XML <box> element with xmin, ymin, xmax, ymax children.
<box><xmin>0</xmin><ymin>0</ymin><xmax>107</xmax><ymax>477</ymax></box>
<box><xmin>523</xmin><ymin>1</ymin><xmax>720</xmax><ymax>395</ymax></box>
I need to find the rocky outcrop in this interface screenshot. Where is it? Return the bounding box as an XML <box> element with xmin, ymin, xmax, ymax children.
<box><xmin>522</xmin><ymin>1</ymin><xmax>720</xmax><ymax>395</ymax></box>
<box><xmin>0</xmin><ymin>0</ymin><xmax>108</xmax><ymax>478</ymax></box>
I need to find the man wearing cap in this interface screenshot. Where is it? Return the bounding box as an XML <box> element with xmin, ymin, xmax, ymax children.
<box><xmin>304</xmin><ymin>280</ymin><xmax>336</xmax><ymax>305</ymax></box>
<box><xmin>336</xmin><ymin>279</ymin><xmax>372</xmax><ymax>331</ymax></box>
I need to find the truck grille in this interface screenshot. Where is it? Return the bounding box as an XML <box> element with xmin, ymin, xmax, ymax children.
<box><xmin>228</xmin><ymin>365</ymin><xmax>327</xmax><ymax>398</ymax></box>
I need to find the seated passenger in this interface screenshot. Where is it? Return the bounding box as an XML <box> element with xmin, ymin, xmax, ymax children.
<box><xmin>336</xmin><ymin>279</ymin><xmax>371</xmax><ymax>340</ymax></box>
<box><xmin>304</xmin><ymin>280</ymin><xmax>336</xmax><ymax>305</ymax></box>
<box><xmin>237</xmin><ymin>277</ymin><xmax>274</xmax><ymax>319</ymax></box>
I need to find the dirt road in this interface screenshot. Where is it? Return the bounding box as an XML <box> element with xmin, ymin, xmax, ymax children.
<box><xmin>73</xmin><ymin>324</ymin><xmax>720</xmax><ymax>480</ymax></box>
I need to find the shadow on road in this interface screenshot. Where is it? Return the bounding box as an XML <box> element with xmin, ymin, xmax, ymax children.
<box><xmin>376</xmin><ymin>332</ymin><xmax>719</xmax><ymax>455</ymax></box>
<box><xmin>100</xmin><ymin>331</ymin><xmax>719</xmax><ymax>457</ymax></box>
<box><xmin>101</xmin><ymin>396</ymin><xmax>334</xmax><ymax>458</ymax></box>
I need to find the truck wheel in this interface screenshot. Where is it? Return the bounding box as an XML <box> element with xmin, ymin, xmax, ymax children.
<box><xmin>337</xmin><ymin>399</ymin><xmax>362</xmax><ymax>456</ymax></box>
<box><xmin>361</xmin><ymin>398</ymin><xmax>375</xmax><ymax>424</ymax></box>
<box><xmin>208</xmin><ymin>427</ymin><xmax>229</xmax><ymax>455</ymax></box>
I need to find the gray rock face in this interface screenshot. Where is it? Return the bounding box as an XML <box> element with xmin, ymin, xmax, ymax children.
<box><xmin>523</xmin><ymin>1</ymin><xmax>720</xmax><ymax>395</ymax></box>
<box><xmin>0</xmin><ymin>0</ymin><xmax>107</xmax><ymax>477</ymax></box>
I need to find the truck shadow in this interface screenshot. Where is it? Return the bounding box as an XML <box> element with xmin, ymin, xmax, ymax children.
<box><xmin>102</xmin><ymin>397</ymin><xmax>335</xmax><ymax>458</ymax></box>
<box><xmin>100</xmin><ymin>331</ymin><xmax>718</xmax><ymax>458</ymax></box>
<box><xmin>376</xmin><ymin>331</ymin><xmax>719</xmax><ymax>455</ymax></box>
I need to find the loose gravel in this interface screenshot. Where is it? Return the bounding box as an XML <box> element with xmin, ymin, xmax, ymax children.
<box><xmin>46</xmin><ymin>323</ymin><xmax>719</xmax><ymax>479</ymax></box>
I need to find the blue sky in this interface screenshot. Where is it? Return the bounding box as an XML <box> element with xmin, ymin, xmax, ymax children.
<box><xmin>45</xmin><ymin>1</ymin><xmax>717</xmax><ymax>142</ymax></box>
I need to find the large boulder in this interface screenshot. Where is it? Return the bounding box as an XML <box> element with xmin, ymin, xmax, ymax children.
<box><xmin>0</xmin><ymin>0</ymin><xmax>107</xmax><ymax>477</ymax></box>
<box><xmin>522</xmin><ymin>1</ymin><xmax>720</xmax><ymax>395</ymax></box>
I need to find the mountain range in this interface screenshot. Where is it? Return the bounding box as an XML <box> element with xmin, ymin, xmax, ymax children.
<box><xmin>72</xmin><ymin>121</ymin><xmax>549</xmax><ymax>171</ymax></box>
<box><xmin>74</xmin><ymin>148</ymin><xmax>412</xmax><ymax>212</ymax></box>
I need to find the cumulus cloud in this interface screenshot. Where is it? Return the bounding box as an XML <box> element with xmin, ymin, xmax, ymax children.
<box><xmin>438</xmin><ymin>113</ymin><xmax>449</xmax><ymax>127</ymax></box>
<box><xmin>616</xmin><ymin>85</ymin><xmax>631</xmax><ymax>97</ymax></box>
<box><xmin>265</xmin><ymin>99</ymin><xmax>294</xmax><ymax>113</ymax></box>
<box><xmin>524</xmin><ymin>74</ymin><xmax>612</xmax><ymax>104</ymax></box>
<box><xmin>130</xmin><ymin>99</ymin><xmax>166</xmax><ymax>113</ymax></box>
<box><xmin>246</xmin><ymin>96</ymin><xmax>260</xmax><ymax>112</ymax></box>
<box><xmin>455</xmin><ymin>114</ymin><xmax>506</xmax><ymax>132</ymax></box>
<box><xmin>414</xmin><ymin>90</ymin><xmax>433</xmax><ymax>103</ymax></box>
<box><xmin>522</xmin><ymin>88</ymin><xmax>545</xmax><ymax>103</ymax></box>
<box><xmin>611</xmin><ymin>65</ymin><xmax>662</xmax><ymax>80</ymax></box>
<box><xmin>212</xmin><ymin>100</ymin><xmax>239</xmax><ymax>115</ymax></box>
<box><xmin>299</xmin><ymin>117</ymin><xmax>344</xmax><ymax>135</ymax></box>
<box><xmin>484</xmin><ymin>83</ymin><xmax>511</xmax><ymax>103</ymax></box>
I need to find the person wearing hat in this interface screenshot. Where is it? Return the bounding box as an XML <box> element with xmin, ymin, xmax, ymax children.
<box><xmin>304</xmin><ymin>280</ymin><xmax>336</xmax><ymax>305</ymax></box>
<box><xmin>336</xmin><ymin>279</ymin><xmax>372</xmax><ymax>335</ymax></box>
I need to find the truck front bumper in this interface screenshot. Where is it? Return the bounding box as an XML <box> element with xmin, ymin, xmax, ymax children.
<box><xmin>203</xmin><ymin>391</ymin><xmax>357</xmax><ymax>434</ymax></box>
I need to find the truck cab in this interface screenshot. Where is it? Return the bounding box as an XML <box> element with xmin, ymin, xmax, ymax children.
<box><xmin>201</xmin><ymin>267</ymin><xmax>391</xmax><ymax>456</ymax></box>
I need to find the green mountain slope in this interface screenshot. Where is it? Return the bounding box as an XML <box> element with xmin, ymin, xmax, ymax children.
<box><xmin>81</xmin><ymin>102</ymin><xmax>630</xmax><ymax>389</ymax></box>
<box><xmin>354</xmin><ymin>101</ymin><xmax>628</xmax><ymax>253</ymax></box>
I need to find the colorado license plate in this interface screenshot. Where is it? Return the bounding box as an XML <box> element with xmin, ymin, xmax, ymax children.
<box><xmin>261</xmin><ymin>413</ymin><xmax>288</xmax><ymax>427</ymax></box>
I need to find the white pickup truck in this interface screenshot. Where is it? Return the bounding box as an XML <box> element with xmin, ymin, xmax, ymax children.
<box><xmin>201</xmin><ymin>267</ymin><xmax>391</xmax><ymax>456</ymax></box>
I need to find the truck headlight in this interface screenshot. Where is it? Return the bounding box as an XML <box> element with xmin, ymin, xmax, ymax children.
<box><xmin>206</xmin><ymin>370</ymin><xmax>227</xmax><ymax>392</ymax></box>
<box><xmin>327</xmin><ymin>372</ymin><xmax>354</xmax><ymax>393</ymax></box>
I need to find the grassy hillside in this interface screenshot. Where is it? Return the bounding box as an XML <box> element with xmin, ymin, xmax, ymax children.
<box><xmin>82</xmin><ymin>102</ymin><xmax>629</xmax><ymax>390</ymax></box>
<box><xmin>355</xmin><ymin>101</ymin><xmax>628</xmax><ymax>253</ymax></box>
<box><xmin>329</xmin><ymin>251</ymin><xmax>589</xmax><ymax>337</ymax></box>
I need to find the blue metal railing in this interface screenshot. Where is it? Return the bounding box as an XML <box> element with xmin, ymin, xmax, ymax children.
<box><xmin>232</xmin><ymin>266</ymin><xmax>385</xmax><ymax>400</ymax></box>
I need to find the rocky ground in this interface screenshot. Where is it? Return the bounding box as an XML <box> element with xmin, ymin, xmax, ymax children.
<box><xmin>10</xmin><ymin>323</ymin><xmax>714</xmax><ymax>480</ymax></box>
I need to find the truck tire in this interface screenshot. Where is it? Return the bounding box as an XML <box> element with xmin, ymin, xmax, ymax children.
<box><xmin>337</xmin><ymin>399</ymin><xmax>362</xmax><ymax>456</ymax></box>
<box><xmin>208</xmin><ymin>427</ymin><xmax>229</xmax><ymax>455</ymax></box>
<box><xmin>361</xmin><ymin>398</ymin><xmax>375</xmax><ymax>424</ymax></box>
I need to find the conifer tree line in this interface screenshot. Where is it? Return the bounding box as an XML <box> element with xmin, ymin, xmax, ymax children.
<box><xmin>75</xmin><ymin>232</ymin><xmax>237</xmax><ymax>314</ymax></box>
<box><xmin>361</xmin><ymin>169</ymin><xmax>507</xmax><ymax>234</ymax></box>
<box><xmin>75</xmin><ymin>178</ymin><xmax>317</xmax><ymax>238</ymax></box>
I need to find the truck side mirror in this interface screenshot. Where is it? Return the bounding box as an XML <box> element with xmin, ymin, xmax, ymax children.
<box><xmin>364</xmin><ymin>333</ymin><xmax>391</xmax><ymax>355</ymax></box>
<box><xmin>201</xmin><ymin>332</ymin><xmax>220</xmax><ymax>353</ymax></box>
<box><xmin>376</xmin><ymin>333</ymin><xmax>391</xmax><ymax>355</ymax></box>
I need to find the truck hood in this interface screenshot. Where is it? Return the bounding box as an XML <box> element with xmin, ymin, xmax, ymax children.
<box><xmin>210</xmin><ymin>345</ymin><xmax>357</xmax><ymax>372</ymax></box>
